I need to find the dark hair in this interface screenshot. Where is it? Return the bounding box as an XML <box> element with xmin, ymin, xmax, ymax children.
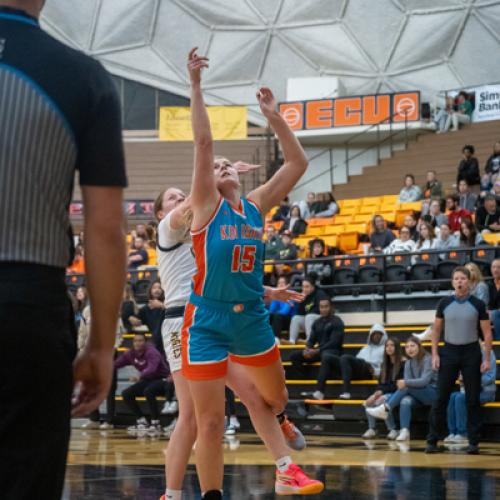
<box><xmin>458</xmin><ymin>91</ymin><xmax>469</xmax><ymax>100</ymax></box>
<box><xmin>452</xmin><ymin>266</ymin><xmax>471</xmax><ymax>280</ymax></box>
<box><xmin>417</xmin><ymin>221</ymin><xmax>435</xmax><ymax>247</ymax></box>
<box><xmin>406</xmin><ymin>335</ymin><xmax>425</xmax><ymax>361</ymax></box>
<box><xmin>404</xmin><ymin>174</ymin><xmax>415</xmax><ymax>183</ymax></box>
<box><xmin>380</xmin><ymin>337</ymin><xmax>403</xmax><ymax>384</ymax></box>
<box><xmin>302</xmin><ymin>276</ymin><xmax>316</xmax><ymax>288</ymax></box>
<box><xmin>459</xmin><ymin>218</ymin><xmax>478</xmax><ymax>246</ymax></box>
<box><xmin>458</xmin><ymin>178</ymin><xmax>469</xmax><ymax>186</ymax></box>
<box><xmin>147</xmin><ymin>280</ymin><xmax>165</xmax><ymax>302</ymax></box>
<box><xmin>290</xmin><ymin>205</ymin><xmax>302</xmax><ymax>217</ymax></box>
<box><xmin>154</xmin><ymin>189</ymin><xmax>167</xmax><ymax>221</ymax></box>
<box><xmin>446</xmin><ymin>193</ymin><xmax>459</xmax><ymax>204</ymax></box>
<box><xmin>310</xmin><ymin>238</ymin><xmax>325</xmax><ymax>257</ymax></box>
<box><xmin>134</xmin><ymin>331</ymin><xmax>147</xmax><ymax>339</ymax></box>
<box><xmin>484</xmin><ymin>194</ymin><xmax>497</xmax><ymax>203</ymax></box>
<box><xmin>371</xmin><ymin>214</ymin><xmax>384</xmax><ymax>232</ymax></box>
<box><xmin>399</xmin><ymin>225</ymin><xmax>411</xmax><ymax>235</ymax></box>
<box><xmin>463</xmin><ymin>144</ymin><xmax>475</xmax><ymax>154</ymax></box>
<box><xmin>405</xmin><ymin>212</ymin><xmax>418</xmax><ymax>223</ymax></box>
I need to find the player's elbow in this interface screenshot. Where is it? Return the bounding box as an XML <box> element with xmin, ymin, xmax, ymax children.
<box><xmin>194</xmin><ymin>136</ymin><xmax>213</xmax><ymax>150</ymax></box>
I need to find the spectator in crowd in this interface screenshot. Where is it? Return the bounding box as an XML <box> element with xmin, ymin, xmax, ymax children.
<box><xmin>367</xmin><ymin>336</ymin><xmax>438</xmax><ymax>442</ymax></box>
<box><xmin>459</xmin><ymin>219</ymin><xmax>484</xmax><ymax>248</ymax></box>
<box><xmin>370</xmin><ymin>215</ymin><xmax>395</xmax><ymax>253</ymax></box>
<box><xmin>67</xmin><ymin>244</ymin><xmax>85</xmax><ymax>274</ymax></box>
<box><xmin>74</xmin><ymin>285</ymin><xmax>88</xmax><ymax>331</ymax></box>
<box><xmin>421</xmin><ymin>170</ymin><xmax>443</xmax><ymax>201</ymax></box>
<box><xmin>445</xmin><ymin>345</ymin><xmax>496</xmax><ymax>444</ymax></box>
<box><xmin>448</xmin><ymin>91</ymin><xmax>473</xmax><ymax>132</ymax></box>
<box><xmin>264</xmin><ymin>226</ymin><xmax>283</xmax><ymax>261</ymax></box>
<box><xmin>362</xmin><ymin>338</ymin><xmax>405</xmax><ymax>440</ymax></box>
<box><xmin>128</xmin><ymin>236</ymin><xmax>149</xmax><ymax>269</ymax></box>
<box><xmin>426</xmin><ymin>267</ymin><xmax>492</xmax><ymax>455</ymax></box>
<box><xmin>482</xmin><ymin>142</ymin><xmax>500</xmax><ymax>191</ymax></box>
<box><xmin>290</xmin><ymin>299</ymin><xmax>344</xmax><ymax>400</ymax></box>
<box><xmin>271</xmin><ymin>197</ymin><xmax>290</xmax><ymax>222</ymax></box>
<box><xmin>275</xmin><ymin>230</ymin><xmax>298</xmax><ymax>279</ymax></box>
<box><xmin>446</xmin><ymin>194</ymin><xmax>471</xmax><ymax>233</ymax></box>
<box><xmin>434</xmin><ymin>223</ymin><xmax>459</xmax><ymax>253</ymax></box>
<box><xmin>79</xmin><ymin>305</ymin><xmax>124</xmax><ymax>430</ymax></box>
<box><xmin>297</xmin><ymin>192</ymin><xmax>318</xmax><ymax>220</ymax></box>
<box><xmin>465</xmin><ymin>262</ymin><xmax>489</xmax><ymax>306</ymax></box>
<box><xmin>134</xmin><ymin>223</ymin><xmax>148</xmax><ymax>240</ymax></box>
<box><xmin>475</xmin><ymin>195</ymin><xmax>500</xmax><ymax>233</ymax></box>
<box><xmin>426</xmin><ymin>199</ymin><xmax>448</xmax><ymax>228</ymax></box>
<box><xmin>415</xmin><ymin>221</ymin><xmax>437</xmax><ymax>252</ymax></box>
<box><xmin>269</xmin><ymin>276</ymin><xmax>297</xmax><ymax>341</ymax></box>
<box><xmin>336</xmin><ymin>323</ymin><xmax>387</xmax><ymax>400</ymax></box>
<box><xmin>490</xmin><ymin>180</ymin><xmax>500</xmax><ymax>203</ymax></box>
<box><xmin>488</xmin><ymin>259</ymin><xmax>500</xmax><ymax>340</ymax></box>
<box><xmin>434</xmin><ymin>96</ymin><xmax>455</xmax><ymax>133</ymax></box>
<box><xmin>314</xmin><ymin>193</ymin><xmax>339</xmax><ymax>218</ymax></box>
<box><xmin>305</xmin><ymin>239</ymin><xmax>332</xmax><ymax>286</ymax></box>
<box><xmin>399</xmin><ymin>174</ymin><xmax>422</xmax><ymax>203</ymax></box>
<box><xmin>457</xmin><ymin>179</ymin><xmax>478</xmax><ymax>212</ymax></box>
<box><xmin>457</xmin><ymin>145</ymin><xmax>480</xmax><ymax>192</ymax></box>
<box><xmin>384</xmin><ymin>226</ymin><xmax>416</xmax><ymax>255</ymax></box>
<box><xmin>121</xmin><ymin>283</ymin><xmax>139</xmax><ymax>332</ymax></box>
<box><xmin>288</xmin><ymin>276</ymin><xmax>328</xmax><ymax>344</ymax></box>
<box><xmin>280</xmin><ymin>205</ymin><xmax>307</xmax><ymax>237</ymax></box>
<box><xmin>116</xmin><ymin>332</ymin><xmax>173</xmax><ymax>436</ymax></box>
<box><xmin>404</xmin><ymin>213</ymin><xmax>419</xmax><ymax>241</ymax></box>
<box><xmin>128</xmin><ymin>280</ymin><xmax>166</xmax><ymax>356</ymax></box>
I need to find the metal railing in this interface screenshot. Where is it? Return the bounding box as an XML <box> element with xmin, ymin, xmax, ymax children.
<box><xmin>291</xmin><ymin>108</ymin><xmax>413</xmax><ymax>193</ymax></box>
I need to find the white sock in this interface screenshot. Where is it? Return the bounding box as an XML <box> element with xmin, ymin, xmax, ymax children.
<box><xmin>276</xmin><ymin>455</ymin><xmax>293</xmax><ymax>472</ymax></box>
<box><xmin>165</xmin><ymin>489</ymin><xmax>182</xmax><ymax>500</ymax></box>
<box><xmin>230</xmin><ymin>416</ymin><xmax>239</xmax><ymax>426</ymax></box>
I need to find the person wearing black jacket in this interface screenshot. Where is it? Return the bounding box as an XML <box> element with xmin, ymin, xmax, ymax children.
<box><xmin>280</xmin><ymin>205</ymin><xmax>307</xmax><ymax>237</ymax></box>
<box><xmin>482</xmin><ymin>142</ymin><xmax>500</xmax><ymax>190</ymax></box>
<box><xmin>475</xmin><ymin>195</ymin><xmax>500</xmax><ymax>233</ymax></box>
<box><xmin>271</xmin><ymin>197</ymin><xmax>291</xmax><ymax>222</ymax></box>
<box><xmin>290</xmin><ymin>300</ymin><xmax>344</xmax><ymax>391</ymax></box>
<box><xmin>288</xmin><ymin>277</ymin><xmax>328</xmax><ymax>343</ymax></box>
<box><xmin>362</xmin><ymin>338</ymin><xmax>405</xmax><ymax>439</ymax></box>
<box><xmin>457</xmin><ymin>145</ymin><xmax>480</xmax><ymax>191</ymax></box>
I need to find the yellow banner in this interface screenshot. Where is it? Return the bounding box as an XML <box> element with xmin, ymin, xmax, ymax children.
<box><xmin>159</xmin><ymin>106</ymin><xmax>247</xmax><ymax>141</ymax></box>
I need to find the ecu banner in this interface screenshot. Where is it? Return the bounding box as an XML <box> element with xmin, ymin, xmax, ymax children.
<box><xmin>279</xmin><ymin>91</ymin><xmax>420</xmax><ymax>131</ymax></box>
<box><xmin>159</xmin><ymin>106</ymin><xmax>247</xmax><ymax>141</ymax></box>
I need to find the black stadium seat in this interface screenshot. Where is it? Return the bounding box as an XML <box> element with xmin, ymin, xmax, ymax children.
<box><xmin>358</xmin><ymin>265</ymin><xmax>382</xmax><ymax>294</ymax></box>
<box><xmin>409</xmin><ymin>262</ymin><xmax>436</xmax><ymax>291</ymax></box>
<box><xmin>333</xmin><ymin>267</ymin><xmax>357</xmax><ymax>295</ymax></box>
<box><xmin>134</xmin><ymin>279</ymin><xmax>151</xmax><ymax>302</ymax></box>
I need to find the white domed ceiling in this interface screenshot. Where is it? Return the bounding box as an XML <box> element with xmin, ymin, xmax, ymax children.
<box><xmin>41</xmin><ymin>0</ymin><xmax>500</xmax><ymax>125</ymax></box>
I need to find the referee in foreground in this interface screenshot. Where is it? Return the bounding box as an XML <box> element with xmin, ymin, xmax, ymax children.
<box><xmin>0</xmin><ymin>1</ymin><xmax>127</xmax><ymax>499</ymax></box>
<box><xmin>426</xmin><ymin>267</ymin><xmax>493</xmax><ymax>455</ymax></box>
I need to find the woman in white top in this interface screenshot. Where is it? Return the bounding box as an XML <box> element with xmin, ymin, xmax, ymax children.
<box><xmin>412</xmin><ymin>221</ymin><xmax>437</xmax><ymax>264</ymax></box>
<box><xmin>384</xmin><ymin>226</ymin><xmax>417</xmax><ymax>254</ymax></box>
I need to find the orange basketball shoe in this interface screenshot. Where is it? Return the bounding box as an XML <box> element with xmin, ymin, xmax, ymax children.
<box><xmin>275</xmin><ymin>464</ymin><xmax>325</xmax><ymax>495</ymax></box>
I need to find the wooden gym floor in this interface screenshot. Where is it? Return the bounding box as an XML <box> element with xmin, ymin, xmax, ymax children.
<box><xmin>63</xmin><ymin>429</ymin><xmax>500</xmax><ymax>499</ymax></box>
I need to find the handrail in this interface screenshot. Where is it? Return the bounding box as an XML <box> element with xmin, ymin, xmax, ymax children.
<box><xmin>291</xmin><ymin>108</ymin><xmax>412</xmax><ymax>193</ymax></box>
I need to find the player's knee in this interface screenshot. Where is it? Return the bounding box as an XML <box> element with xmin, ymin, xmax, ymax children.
<box><xmin>197</xmin><ymin>412</ymin><xmax>225</xmax><ymax>439</ymax></box>
<box><xmin>266</xmin><ymin>388</ymin><xmax>288</xmax><ymax>415</ymax></box>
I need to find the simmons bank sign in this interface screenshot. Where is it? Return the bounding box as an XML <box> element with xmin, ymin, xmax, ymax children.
<box><xmin>279</xmin><ymin>91</ymin><xmax>420</xmax><ymax>131</ymax></box>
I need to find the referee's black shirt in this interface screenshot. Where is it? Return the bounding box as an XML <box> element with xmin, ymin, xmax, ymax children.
<box><xmin>0</xmin><ymin>7</ymin><xmax>127</xmax><ymax>273</ymax></box>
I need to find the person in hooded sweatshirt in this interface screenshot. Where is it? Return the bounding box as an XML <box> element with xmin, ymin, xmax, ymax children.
<box><xmin>366</xmin><ymin>336</ymin><xmax>438</xmax><ymax>442</ymax></box>
<box><xmin>336</xmin><ymin>323</ymin><xmax>387</xmax><ymax>399</ymax></box>
<box><xmin>115</xmin><ymin>332</ymin><xmax>173</xmax><ymax>435</ymax></box>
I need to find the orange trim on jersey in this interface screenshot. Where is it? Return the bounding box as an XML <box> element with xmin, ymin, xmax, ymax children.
<box><xmin>228</xmin><ymin>198</ymin><xmax>245</xmax><ymax>217</ymax></box>
<box><xmin>229</xmin><ymin>344</ymin><xmax>280</xmax><ymax>367</ymax></box>
<box><xmin>191</xmin><ymin>196</ymin><xmax>223</xmax><ymax>236</ymax></box>
<box><xmin>181</xmin><ymin>302</ymin><xmax>228</xmax><ymax>381</ymax></box>
<box><xmin>192</xmin><ymin>231</ymin><xmax>207</xmax><ymax>296</ymax></box>
<box><xmin>246</xmin><ymin>197</ymin><xmax>262</xmax><ymax>215</ymax></box>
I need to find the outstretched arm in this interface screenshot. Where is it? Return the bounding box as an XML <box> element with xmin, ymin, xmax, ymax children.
<box><xmin>249</xmin><ymin>87</ymin><xmax>308</xmax><ymax>214</ymax></box>
<box><xmin>188</xmin><ymin>48</ymin><xmax>219</xmax><ymax>230</ymax></box>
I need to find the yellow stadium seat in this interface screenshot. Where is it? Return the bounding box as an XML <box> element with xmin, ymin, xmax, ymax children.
<box><xmin>338</xmin><ymin>232</ymin><xmax>359</xmax><ymax>253</ymax></box>
<box><xmin>379</xmin><ymin>211</ymin><xmax>397</xmax><ymax>223</ymax></box>
<box><xmin>381</xmin><ymin>202</ymin><xmax>398</xmax><ymax>213</ymax></box>
<box><xmin>323</xmin><ymin>235</ymin><xmax>338</xmax><ymax>248</ymax></box>
<box><xmin>345</xmin><ymin>223</ymin><xmax>369</xmax><ymax>234</ymax></box>
<box><xmin>398</xmin><ymin>201</ymin><xmax>423</xmax><ymax>212</ymax></box>
<box><xmin>395</xmin><ymin>209</ymin><xmax>414</xmax><ymax>228</ymax></box>
<box><xmin>353</xmin><ymin>214</ymin><xmax>373</xmax><ymax>224</ymax></box>
<box><xmin>333</xmin><ymin>214</ymin><xmax>354</xmax><ymax>225</ymax></box>
<box><xmin>338</xmin><ymin>205</ymin><xmax>358</xmax><ymax>216</ymax></box>
<box><xmin>483</xmin><ymin>233</ymin><xmax>500</xmax><ymax>245</ymax></box>
<box><xmin>323</xmin><ymin>225</ymin><xmax>345</xmax><ymax>236</ymax></box>
<box><xmin>382</xmin><ymin>194</ymin><xmax>399</xmax><ymax>204</ymax></box>
<box><xmin>305</xmin><ymin>226</ymin><xmax>326</xmax><ymax>237</ymax></box>
<box><xmin>357</xmin><ymin>205</ymin><xmax>380</xmax><ymax>215</ymax></box>
<box><xmin>362</xmin><ymin>196</ymin><xmax>382</xmax><ymax>206</ymax></box>
<box><xmin>339</xmin><ymin>198</ymin><xmax>361</xmax><ymax>208</ymax></box>
<box><xmin>146</xmin><ymin>248</ymin><xmax>157</xmax><ymax>266</ymax></box>
<box><xmin>308</xmin><ymin>217</ymin><xmax>335</xmax><ymax>227</ymax></box>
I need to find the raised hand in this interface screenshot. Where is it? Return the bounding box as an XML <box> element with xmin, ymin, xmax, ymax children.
<box><xmin>268</xmin><ymin>285</ymin><xmax>305</xmax><ymax>305</ymax></box>
<box><xmin>233</xmin><ymin>161</ymin><xmax>262</xmax><ymax>173</ymax></box>
<box><xmin>256</xmin><ymin>86</ymin><xmax>277</xmax><ymax>118</ymax></box>
<box><xmin>187</xmin><ymin>47</ymin><xmax>209</xmax><ymax>86</ymax></box>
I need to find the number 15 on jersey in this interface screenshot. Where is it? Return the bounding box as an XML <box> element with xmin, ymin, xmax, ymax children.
<box><xmin>231</xmin><ymin>245</ymin><xmax>256</xmax><ymax>273</ymax></box>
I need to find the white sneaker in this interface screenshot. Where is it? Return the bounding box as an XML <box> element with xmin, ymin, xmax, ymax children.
<box><xmin>224</xmin><ymin>424</ymin><xmax>237</xmax><ymax>436</ymax></box>
<box><xmin>147</xmin><ymin>422</ymin><xmax>162</xmax><ymax>437</ymax></box>
<box><xmin>99</xmin><ymin>422</ymin><xmax>113</xmax><ymax>430</ymax></box>
<box><xmin>81</xmin><ymin>420</ymin><xmax>100</xmax><ymax>429</ymax></box>
<box><xmin>164</xmin><ymin>418</ymin><xmax>177</xmax><ymax>439</ymax></box>
<box><xmin>162</xmin><ymin>401</ymin><xmax>179</xmax><ymax>415</ymax></box>
<box><xmin>444</xmin><ymin>434</ymin><xmax>456</xmax><ymax>443</ymax></box>
<box><xmin>366</xmin><ymin>404</ymin><xmax>388</xmax><ymax>420</ymax></box>
<box><xmin>339</xmin><ymin>392</ymin><xmax>351</xmax><ymax>400</ymax></box>
<box><xmin>387</xmin><ymin>430</ymin><xmax>399</xmax><ymax>440</ymax></box>
<box><xmin>396</xmin><ymin>428</ymin><xmax>410</xmax><ymax>441</ymax></box>
<box><xmin>362</xmin><ymin>429</ymin><xmax>377</xmax><ymax>439</ymax></box>
<box><xmin>312</xmin><ymin>390</ymin><xmax>324</xmax><ymax>400</ymax></box>
<box><xmin>229</xmin><ymin>417</ymin><xmax>240</xmax><ymax>429</ymax></box>
<box><xmin>127</xmin><ymin>417</ymin><xmax>148</xmax><ymax>434</ymax></box>
<box><xmin>454</xmin><ymin>434</ymin><xmax>468</xmax><ymax>444</ymax></box>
